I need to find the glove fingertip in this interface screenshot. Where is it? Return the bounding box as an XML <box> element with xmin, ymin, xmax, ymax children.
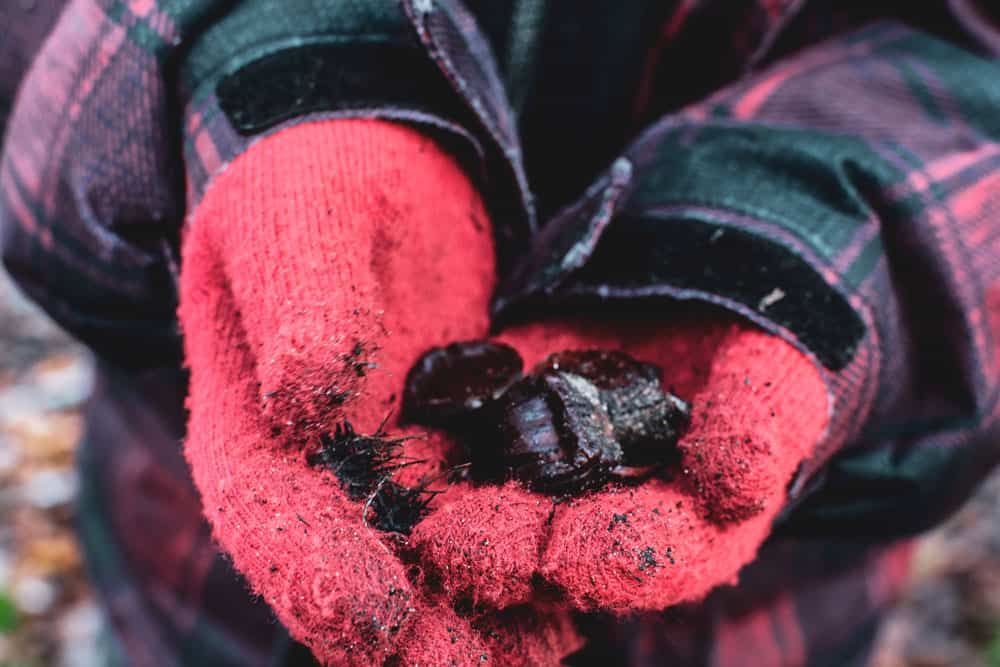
<box><xmin>411</xmin><ymin>483</ymin><xmax>549</xmax><ymax>609</ymax></box>
<box><xmin>392</xmin><ymin>604</ymin><xmax>489</xmax><ymax>666</ymax></box>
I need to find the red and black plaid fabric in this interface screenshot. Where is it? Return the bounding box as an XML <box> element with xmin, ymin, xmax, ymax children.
<box><xmin>0</xmin><ymin>0</ymin><xmax>67</xmax><ymax>136</ymax></box>
<box><xmin>4</xmin><ymin>1</ymin><xmax>1000</xmax><ymax>664</ymax></box>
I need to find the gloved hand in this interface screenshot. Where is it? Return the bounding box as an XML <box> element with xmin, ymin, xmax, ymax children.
<box><xmin>179</xmin><ymin>117</ymin><xmax>829</xmax><ymax>664</ymax></box>
<box><xmin>179</xmin><ymin>119</ymin><xmax>581</xmax><ymax>666</ymax></box>
<box><xmin>412</xmin><ymin>314</ymin><xmax>828</xmax><ymax>612</ymax></box>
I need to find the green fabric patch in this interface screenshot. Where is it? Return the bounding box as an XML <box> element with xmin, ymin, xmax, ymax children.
<box><xmin>890</xmin><ymin>31</ymin><xmax>1000</xmax><ymax>141</ymax></box>
<box><xmin>779</xmin><ymin>415</ymin><xmax>997</xmax><ymax>539</ymax></box>
<box><xmin>889</xmin><ymin>55</ymin><xmax>948</xmax><ymax>125</ymax></box>
<box><xmin>630</xmin><ymin>123</ymin><xmax>902</xmax><ymax>280</ymax></box>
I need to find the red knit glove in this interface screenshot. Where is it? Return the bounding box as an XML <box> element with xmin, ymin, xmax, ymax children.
<box><xmin>179</xmin><ymin>120</ymin><xmax>581</xmax><ymax>666</ymax></box>
<box><xmin>412</xmin><ymin>316</ymin><xmax>827</xmax><ymax>612</ymax></box>
<box><xmin>179</xmin><ymin>118</ymin><xmax>829</xmax><ymax>663</ymax></box>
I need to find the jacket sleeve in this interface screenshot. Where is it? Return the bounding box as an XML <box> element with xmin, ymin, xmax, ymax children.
<box><xmin>0</xmin><ymin>0</ymin><xmax>516</xmax><ymax>368</ymax></box>
<box><xmin>0</xmin><ymin>0</ymin><xmax>67</xmax><ymax>137</ymax></box>
<box><xmin>495</xmin><ymin>22</ymin><xmax>1000</xmax><ymax>538</ymax></box>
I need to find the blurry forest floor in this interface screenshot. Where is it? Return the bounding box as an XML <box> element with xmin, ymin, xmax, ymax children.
<box><xmin>0</xmin><ymin>271</ymin><xmax>101</xmax><ymax>667</ymax></box>
<box><xmin>1</xmin><ymin>267</ymin><xmax>1000</xmax><ymax>666</ymax></box>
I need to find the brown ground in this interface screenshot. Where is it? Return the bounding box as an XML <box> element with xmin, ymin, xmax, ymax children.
<box><xmin>1</xmin><ymin>267</ymin><xmax>998</xmax><ymax>666</ymax></box>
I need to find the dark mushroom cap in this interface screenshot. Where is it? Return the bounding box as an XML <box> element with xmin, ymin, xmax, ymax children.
<box><xmin>535</xmin><ymin>350</ymin><xmax>661</xmax><ymax>390</ymax></box>
<box><xmin>489</xmin><ymin>372</ymin><xmax>623</xmax><ymax>494</ymax></box>
<box><xmin>402</xmin><ymin>341</ymin><xmax>690</xmax><ymax>496</ymax></box>
<box><xmin>606</xmin><ymin>388</ymin><xmax>691</xmax><ymax>465</ymax></box>
<box><xmin>536</xmin><ymin>349</ymin><xmax>689</xmax><ymax>465</ymax></box>
<box><xmin>403</xmin><ymin>341</ymin><xmax>523</xmax><ymax>425</ymax></box>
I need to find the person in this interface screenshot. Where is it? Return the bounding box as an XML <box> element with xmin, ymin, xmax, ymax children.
<box><xmin>3</xmin><ymin>1</ymin><xmax>1000</xmax><ymax>664</ymax></box>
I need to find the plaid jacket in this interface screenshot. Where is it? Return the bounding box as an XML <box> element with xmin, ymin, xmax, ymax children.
<box><xmin>4</xmin><ymin>0</ymin><xmax>1000</xmax><ymax>664</ymax></box>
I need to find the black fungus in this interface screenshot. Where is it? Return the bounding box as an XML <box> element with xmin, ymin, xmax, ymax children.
<box><xmin>307</xmin><ymin>421</ymin><xmax>408</xmax><ymax>500</ymax></box>
<box><xmin>307</xmin><ymin>420</ymin><xmax>431</xmax><ymax>534</ymax></box>
<box><xmin>365</xmin><ymin>481</ymin><xmax>435</xmax><ymax>534</ymax></box>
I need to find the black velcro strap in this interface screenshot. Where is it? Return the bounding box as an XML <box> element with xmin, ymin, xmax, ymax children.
<box><xmin>216</xmin><ymin>41</ymin><xmax>468</xmax><ymax>136</ymax></box>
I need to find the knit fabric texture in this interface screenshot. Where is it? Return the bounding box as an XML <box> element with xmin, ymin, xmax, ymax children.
<box><xmin>179</xmin><ymin>118</ymin><xmax>828</xmax><ymax>664</ymax></box>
